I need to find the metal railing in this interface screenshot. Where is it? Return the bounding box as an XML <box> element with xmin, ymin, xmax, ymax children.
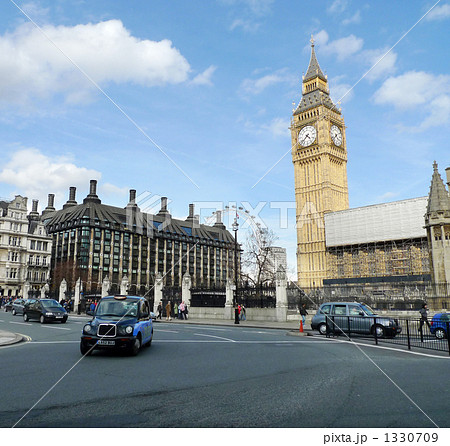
<box><xmin>322</xmin><ymin>315</ymin><xmax>450</xmax><ymax>355</ymax></box>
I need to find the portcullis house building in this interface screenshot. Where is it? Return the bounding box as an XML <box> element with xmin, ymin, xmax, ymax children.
<box><xmin>42</xmin><ymin>180</ymin><xmax>237</xmax><ymax>298</ymax></box>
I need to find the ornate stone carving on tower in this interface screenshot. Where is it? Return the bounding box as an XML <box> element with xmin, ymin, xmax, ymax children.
<box><xmin>425</xmin><ymin>162</ymin><xmax>450</xmax><ymax>290</ymax></box>
<box><xmin>291</xmin><ymin>36</ymin><xmax>349</xmax><ymax>288</ymax></box>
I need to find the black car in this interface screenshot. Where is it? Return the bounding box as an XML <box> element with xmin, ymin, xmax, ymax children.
<box><xmin>23</xmin><ymin>299</ymin><xmax>68</xmax><ymax>324</ymax></box>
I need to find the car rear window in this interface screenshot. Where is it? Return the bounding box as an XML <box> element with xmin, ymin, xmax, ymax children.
<box><xmin>333</xmin><ymin>305</ymin><xmax>347</xmax><ymax>315</ymax></box>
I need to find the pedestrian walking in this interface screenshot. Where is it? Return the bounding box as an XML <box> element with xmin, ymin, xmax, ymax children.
<box><xmin>165</xmin><ymin>301</ymin><xmax>172</xmax><ymax>321</ymax></box>
<box><xmin>179</xmin><ymin>301</ymin><xmax>185</xmax><ymax>320</ymax></box>
<box><xmin>419</xmin><ymin>303</ymin><xmax>431</xmax><ymax>332</ymax></box>
<box><xmin>183</xmin><ymin>301</ymin><xmax>188</xmax><ymax>320</ymax></box>
<box><xmin>240</xmin><ymin>304</ymin><xmax>246</xmax><ymax>321</ymax></box>
<box><xmin>157</xmin><ymin>301</ymin><xmax>162</xmax><ymax>319</ymax></box>
<box><xmin>300</xmin><ymin>303</ymin><xmax>308</xmax><ymax>326</ymax></box>
<box><xmin>174</xmin><ymin>302</ymin><xmax>178</xmax><ymax>319</ymax></box>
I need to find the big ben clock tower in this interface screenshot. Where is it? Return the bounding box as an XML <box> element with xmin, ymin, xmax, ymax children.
<box><xmin>291</xmin><ymin>36</ymin><xmax>349</xmax><ymax>289</ymax></box>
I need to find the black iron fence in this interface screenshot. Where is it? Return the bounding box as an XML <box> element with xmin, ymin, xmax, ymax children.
<box><xmin>322</xmin><ymin>315</ymin><xmax>450</xmax><ymax>355</ymax></box>
<box><xmin>190</xmin><ymin>288</ymin><xmax>226</xmax><ymax>307</ymax></box>
<box><xmin>236</xmin><ymin>284</ymin><xmax>276</xmax><ymax>308</ymax></box>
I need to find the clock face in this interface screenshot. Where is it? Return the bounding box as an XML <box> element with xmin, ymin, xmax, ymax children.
<box><xmin>330</xmin><ymin>125</ymin><xmax>342</xmax><ymax>146</ymax></box>
<box><xmin>298</xmin><ymin>125</ymin><xmax>317</xmax><ymax>147</ymax></box>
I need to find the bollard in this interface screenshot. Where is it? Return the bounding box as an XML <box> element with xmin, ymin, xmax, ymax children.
<box><xmin>234</xmin><ymin>308</ymin><xmax>240</xmax><ymax>324</ymax></box>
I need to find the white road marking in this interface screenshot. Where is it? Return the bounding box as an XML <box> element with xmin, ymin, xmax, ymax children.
<box><xmin>158</xmin><ymin>329</ymin><xmax>179</xmax><ymax>333</ymax></box>
<box><xmin>194</xmin><ymin>333</ymin><xmax>236</xmax><ymax>342</ymax></box>
<box><xmin>183</xmin><ymin>326</ymin><xmax>230</xmax><ymax>332</ymax></box>
<box><xmin>9</xmin><ymin>321</ymin><xmax>32</xmax><ymax>326</ymax></box>
<box><xmin>40</xmin><ymin>325</ymin><xmax>72</xmax><ymax>331</ymax></box>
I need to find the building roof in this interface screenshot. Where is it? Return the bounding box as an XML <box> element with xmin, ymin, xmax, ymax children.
<box><xmin>44</xmin><ymin>194</ymin><xmax>235</xmax><ymax>245</ymax></box>
<box><xmin>325</xmin><ymin>197</ymin><xmax>428</xmax><ymax>247</ymax></box>
<box><xmin>304</xmin><ymin>41</ymin><xmax>327</xmax><ymax>82</ymax></box>
<box><xmin>293</xmin><ymin>37</ymin><xmax>339</xmax><ymax>115</ymax></box>
<box><xmin>294</xmin><ymin>89</ymin><xmax>339</xmax><ymax>114</ymax></box>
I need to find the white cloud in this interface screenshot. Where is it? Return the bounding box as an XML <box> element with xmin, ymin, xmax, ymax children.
<box><xmin>240</xmin><ymin>68</ymin><xmax>295</xmax><ymax>95</ymax></box>
<box><xmin>361</xmin><ymin>47</ymin><xmax>398</xmax><ymax>81</ymax></box>
<box><xmin>329</xmin><ymin>76</ymin><xmax>354</xmax><ymax>104</ymax></box>
<box><xmin>324</xmin><ymin>34</ymin><xmax>364</xmax><ymax>61</ymax></box>
<box><xmin>311</xmin><ymin>30</ymin><xmax>397</xmax><ymax>82</ymax></box>
<box><xmin>0</xmin><ymin>20</ymin><xmax>192</xmax><ymax>108</ymax></box>
<box><xmin>425</xmin><ymin>3</ymin><xmax>450</xmax><ymax>21</ymax></box>
<box><xmin>309</xmin><ymin>30</ymin><xmax>363</xmax><ymax>61</ymax></box>
<box><xmin>373</xmin><ymin>70</ymin><xmax>450</xmax><ymax>129</ymax></box>
<box><xmin>263</xmin><ymin>117</ymin><xmax>290</xmax><ymax>137</ymax></box>
<box><xmin>229</xmin><ymin>18</ymin><xmax>261</xmax><ymax>32</ymax></box>
<box><xmin>191</xmin><ymin>65</ymin><xmax>217</xmax><ymax>86</ymax></box>
<box><xmin>223</xmin><ymin>0</ymin><xmax>274</xmax><ymax>16</ymax></box>
<box><xmin>0</xmin><ymin>148</ymin><xmax>101</xmax><ymax>208</ymax></box>
<box><xmin>327</xmin><ymin>0</ymin><xmax>349</xmax><ymax>14</ymax></box>
<box><xmin>342</xmin><ymin>11</ymin><xmax>361</xmax><ymax>26</ymax></box>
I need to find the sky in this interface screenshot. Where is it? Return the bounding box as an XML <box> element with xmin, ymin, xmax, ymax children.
<box><xmin>0</xmin><ymin>0</ymin><xmax>449</xmax><ymax>279</ymax></box>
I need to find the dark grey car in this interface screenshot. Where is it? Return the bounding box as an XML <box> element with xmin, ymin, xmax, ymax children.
<box><xmin>311</xmin><ymin>302</ymin><xmax>401</xmax><ymax>338</ymax></box>
<box><xmin>11</xmin><ymin>298</ymin><xmax>27</xmax><ymax>316</ymax></box>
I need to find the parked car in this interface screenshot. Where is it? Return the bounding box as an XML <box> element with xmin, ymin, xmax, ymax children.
<box><xmin>430</xmin><ymin>313</ymin><xmax>450</xmax><ymax>339</ymax></box>
<box><xmin>80</xmin><ymin>295</ymin><xmax>153</xmax><ymax>356</ymax></box>
<box><xmin>11</xmin><ymin>298</ymin><xmax>28</xmax><ymax>315</ymax></box>
<box><xmin>23</xmin><ymin>299</ymin><xmax>68</xmax><ymax>324</ymax></box>
<box><xmin>311</xmin><ymin>302</ymin><xmax>402</xmax><ymax>338</ymax></box>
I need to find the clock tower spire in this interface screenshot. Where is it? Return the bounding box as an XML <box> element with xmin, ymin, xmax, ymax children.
<box><xmin>291</xmin><ymin>39</ymin><xmax>349</xmax><ymax>289</ymax></box>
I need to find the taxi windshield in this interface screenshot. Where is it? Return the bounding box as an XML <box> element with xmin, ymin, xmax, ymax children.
<box><xmin>95</xmin><ymin>300</ymin><xmax>138</xmax><ymax>318</ymax></box>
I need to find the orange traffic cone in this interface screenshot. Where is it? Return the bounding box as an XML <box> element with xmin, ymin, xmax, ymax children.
<box><xmin>299</xmin><ymin>319</ymin><xmax>304</xmax><ymax>333</ymax></box>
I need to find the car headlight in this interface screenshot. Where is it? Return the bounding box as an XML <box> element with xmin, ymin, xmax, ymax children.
<box><xmin>125</xmin><ymin>326</ymin><xmax>133</xmax><ymax>334</ymax></box>
<box><xmin>84</xmin><ymin>324</ymin><xmax>93</xmax><ymax>334</ymax></box>
<box><xmin>46</xmin><ymin>312</ymin><xmax>53</xmax><ymax>316</ymax></box>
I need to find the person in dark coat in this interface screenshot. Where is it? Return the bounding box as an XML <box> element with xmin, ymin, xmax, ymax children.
<box><xmin>300</xmin><ymin>303</ymin><xmax>308</xmax><ymax>325</ymax></box>
<box><xmin>419</xmin><ymin>303</ymin><xmax>431</xmax><ymax>332</ymax></box>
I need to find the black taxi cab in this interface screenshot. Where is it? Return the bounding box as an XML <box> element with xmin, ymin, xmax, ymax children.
<box><xmin>80</xmin><ymin>295</ymin><xmax>153</xmax><ymax>356</ymax></box>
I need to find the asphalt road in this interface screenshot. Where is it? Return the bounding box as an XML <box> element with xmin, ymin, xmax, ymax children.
<box><xmin>1</xmin><ymin>311</ymin><xmax>449</xmax><ymax>428</ymax></box>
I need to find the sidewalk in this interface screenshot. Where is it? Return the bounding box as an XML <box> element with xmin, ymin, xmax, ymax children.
<box><xmin>0</xmin><ymin>330</ymin><xmax>24</xmax><ymax>346</ymax></box>
<box><xmin>0</xmin><ymin>315</ymin><xmax>311</xmax><ymax>346</ymax></box>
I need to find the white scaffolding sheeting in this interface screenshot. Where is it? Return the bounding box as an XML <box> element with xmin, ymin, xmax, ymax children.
<box><xmin>325</xmin><ymin>197</ymin><xmax>428</xmax><ymax>247</ymax></box>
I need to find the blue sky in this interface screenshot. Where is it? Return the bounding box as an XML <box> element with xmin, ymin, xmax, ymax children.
<box><xmin>0</xmin><ymin>0</ymin><xmax>449</xmax><ymax>277</ymax></box>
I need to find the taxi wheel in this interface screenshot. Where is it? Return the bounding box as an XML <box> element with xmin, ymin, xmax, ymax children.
<box><xmin>23</xmin><ymin>313</ymin><xmax>29</xmax><ymax>322</ymax></box>
<box><xmin>130</xmin><ymin>336</ymin><xmax>141</xmax><ymax>356</ymax></box>
<box><xmin>12</xmin><ymin>309</ymin><xmax>16</xmax><ymax>315</ymax></box>
<box><xmin>40</xmin><ymin>315</ymin><xmax>46</xmax><ymax>324</ymax></box>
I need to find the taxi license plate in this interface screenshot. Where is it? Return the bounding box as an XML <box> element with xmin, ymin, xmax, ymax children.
<box><xmin>98</xmin><ymin>340</ymin><xmax>115</xmax><ymax>346</ymax></box>
<box><xmin>55</xmin><ymin>316</ymin><xmax>62</xmax><ymax>319</ymax></box>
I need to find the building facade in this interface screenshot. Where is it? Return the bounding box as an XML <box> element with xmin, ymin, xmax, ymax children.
<box><xmin>291</xmin><ymin>37</ymin><xmax>349</xmax><ymax>289</ymax></box>
<box><xmin>0</xmin><ymin>196</ymin><xmax>52</xmax><ymax>299</ymax></box>
<box><xmin>43</xmin><ymin>181</ymin><xmax>238</xmax><ymax>297</ymax></box>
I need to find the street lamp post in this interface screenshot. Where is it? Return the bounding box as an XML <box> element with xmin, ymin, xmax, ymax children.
<box><xmin>232</xmin><ymin>217</ymin><xmax>239</xmax><ymax>307</ymax></box>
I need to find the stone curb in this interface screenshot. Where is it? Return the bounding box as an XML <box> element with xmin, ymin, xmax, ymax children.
<box><xmin>0</xmin><ymin>330</ymin><xmax>25</xmax><ymax>347</ymax></box>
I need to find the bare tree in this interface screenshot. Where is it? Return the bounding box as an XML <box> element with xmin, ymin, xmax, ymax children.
<box><xmin>241</xmin><ymin>227</ymin><xmax>279</xmax><ymax>287</ymax></box>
